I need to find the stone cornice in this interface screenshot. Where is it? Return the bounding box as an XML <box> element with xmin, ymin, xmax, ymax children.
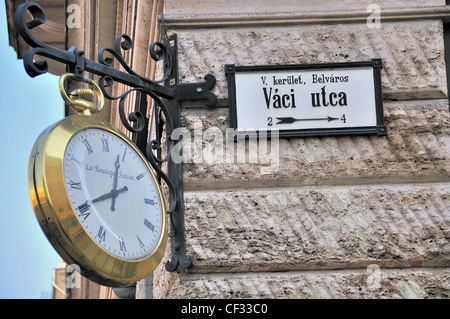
<box><xmin>162</xmin><ymin>5</ymin><xmax>450</xmax><ymax>28</ymax></box>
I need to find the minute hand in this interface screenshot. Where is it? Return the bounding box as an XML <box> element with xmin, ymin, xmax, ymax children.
<box><xmin>111</xmin><ymin>155</ymin><xmax>120</xmax><ymax>211</ymax></box>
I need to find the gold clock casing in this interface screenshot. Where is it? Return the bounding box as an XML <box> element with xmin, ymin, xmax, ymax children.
<box><xmin>27</xmin><ymin>114</ymin><xmax>168</xmax><ymax>287</ymax></box>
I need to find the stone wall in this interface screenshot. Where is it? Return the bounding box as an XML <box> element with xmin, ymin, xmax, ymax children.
<box><xmin>153</xmin><ymin>0</ymin><xmax>450</xmax><ymax>298</ymax></box>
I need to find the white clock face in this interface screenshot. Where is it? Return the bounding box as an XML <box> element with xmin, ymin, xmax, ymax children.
<box><xmin>63</xmin><ymin>128</ymin><xmax>164</xmax><ymax>261</ymax></box>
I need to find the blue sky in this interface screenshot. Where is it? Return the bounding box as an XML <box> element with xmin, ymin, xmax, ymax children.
<box><xmin>0</xmin><ymin>2</ymin><xmax>63</xmax><ymax>298</ymax></box>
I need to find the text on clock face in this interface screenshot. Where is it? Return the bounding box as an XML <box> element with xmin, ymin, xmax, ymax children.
<box><xmin>84</xmin><ymin>164</ymin><xmax>136</xmax><ymax>180</ymax></box>
<box><xmin>63</xmin><ymin>128</ymin><xmax>164</xmax><ymax>260</ymax></box>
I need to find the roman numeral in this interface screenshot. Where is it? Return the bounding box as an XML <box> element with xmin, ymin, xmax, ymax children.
<box><xmin>77</xmin><ymin>201</ymin><xmax>90</xmax><ymax>221</ymax></box>
<box><xmin>97</xmin><ymin>225</ymin><xmax>106</xmax><ymax>243</ymax></box>
<box><xmin>136</xmin><ymin>173</ymin><xmax>144</xmax><ymax>181</ymax></box>
<box><xmin>82</xmin><ymin>139</ymin><xmax>93</xmax><ymax>154</ymax></box>
<box><xmin>122</xmin><ymin>148</ymin><xmax>127</xmax><ymax>162</ymax></box>
<box><xmin>101</xmin><ymin>138</ymin><xmax>109</xmax><ymax>152</ymax></box>
<box><xmin>78</xmin><ymin>201</ymin><xmax>89</xmax><ymax>213</ymax></box>
<box><xmin>144</xmin><ymin>218</ymin><xmax>155</xmax><ymax>232</ymax></box>
<box><xmin>144</xmin><ymin>198</ymin><xmax>155</xmax><ymax>206</ymax></box>
<box><xmin>136</xmin><ymin>235</ymin><xmax>145</xmax><ymax>249</ymax></box>
<box><xmin>119</xmin><ymin>237</ymin><xmax>127</xmax><ymax>252</ymax></box>
<box><xmin>70</xmin><ymin>180</ymin><xmax>82</xmax><ymax>190</ymax></box>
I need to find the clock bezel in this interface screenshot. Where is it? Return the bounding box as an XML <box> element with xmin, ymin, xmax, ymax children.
<box><xmin>28</xmin><ymin>114</ymin><xmax>168</xmax><ymax>287</ymax></box>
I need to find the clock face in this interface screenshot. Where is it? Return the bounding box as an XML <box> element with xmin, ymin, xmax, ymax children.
<box><xmin>63</xmin><ymin>128</ymin><xmax>164</xmax><ymax>261</ymax></box>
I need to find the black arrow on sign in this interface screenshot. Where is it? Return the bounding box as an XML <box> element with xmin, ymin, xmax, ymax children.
<box><xmin>276</xmin><ymin>116</ymin><xmax>339</xmax><ymax>125</ymax></box>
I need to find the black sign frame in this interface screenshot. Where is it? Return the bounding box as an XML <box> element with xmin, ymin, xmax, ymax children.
<box><xmin>225</xmin><ymin>59</ymin><xmax>387</xmax><ymax>138</ymax></box>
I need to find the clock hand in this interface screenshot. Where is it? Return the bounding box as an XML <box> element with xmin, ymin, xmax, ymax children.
<box><xmin>92</xmin><ymin>186</ymin><xmax>128</xmax><ymax>204</ymax></box>
<box><xmin>111</xmin><ymin>154</ymin><xmax>120</xmax><ymax>212</ymax></box>
<box><xmin>92</xmin><ymin>192</ymin><xmax>113</xmax><ymax>204</ymax></box>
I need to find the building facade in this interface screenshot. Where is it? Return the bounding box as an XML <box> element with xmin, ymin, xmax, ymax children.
<box><xmin>8</xmin><ymin>0</ymin><xmax>450</xmax><ymax>298</ymax></box>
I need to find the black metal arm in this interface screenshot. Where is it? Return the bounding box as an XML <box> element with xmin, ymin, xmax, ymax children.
<box><xmin>15</xmin><ymin>2</ymin><xmax>218</xmax><ymax>273</ymax></box>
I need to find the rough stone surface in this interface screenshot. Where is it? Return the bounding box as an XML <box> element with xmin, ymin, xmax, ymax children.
<box><xmin>165</xmin><ymin>0</ymin><xmax>446</xmax><ymax>16</ymax></box>
<box><xmin>176</xmin><ymin>21</ymin><xmax>447</xmax><ymax>104</ymax></box>
<box><xmin>179</xmin><ymin>100</ymin><xmax>450</xmax><ymax>190</ymax></box>
<box><xmin>181</xmin><ymin>184</ymin><xmax>449</xmax><ymax>274</ymax></box>
<box><xmin>161</xmin><ymin>268</ymin><xmax>450</xmax><ymax>299</ymax></box>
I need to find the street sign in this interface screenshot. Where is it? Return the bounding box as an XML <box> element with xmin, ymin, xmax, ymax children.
<box><xmin>226</xmin><ymin>59</ymin><xmax>386</xmax><ymax>138</ymax></box>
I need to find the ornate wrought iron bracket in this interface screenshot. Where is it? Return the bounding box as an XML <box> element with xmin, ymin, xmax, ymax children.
<box><xmin>15</xmin><ymin>2</ymin><xmax>217</xmax><ymax>274</ymax></box>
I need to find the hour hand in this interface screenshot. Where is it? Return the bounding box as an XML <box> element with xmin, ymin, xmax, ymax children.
<box><xmin>92</xmin><ymin>186</ymin><xmax>128</xmax><ymax>205</ymax></box>
<box><xmin>92</xmin><ymin>192</ymin><xmax>113</xmax><ymax>204</ymax></box>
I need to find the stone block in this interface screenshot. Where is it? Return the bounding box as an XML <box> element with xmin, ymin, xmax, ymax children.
<box><xmin>176</xmin><ymin>20</ymin><xmax>447</xmax><ymax>104</ymax></box>
<box><xmin>161</xmin><ymin>268</ymin><xmax>450</xmax><ymax>299</ymax></box>
<box><xmin>179</xmin><ymin>100</ymin><xmax>450</xmax><ymax>190</ymax></box>
<box><xmin>165</xmin><ymin>0</ymin><xmax>445</xmax><ymax>16</ymax></box>
<box><xmin>181</xmin><ymin>184</ymin><xmax>449</xmax><ymax>274</ymax></box>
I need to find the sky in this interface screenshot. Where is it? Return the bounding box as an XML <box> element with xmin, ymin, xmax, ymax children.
<box><xmin>0</xmin><ymin>2</ymin><xmax>64</xmax><ymax>299</ymax></box>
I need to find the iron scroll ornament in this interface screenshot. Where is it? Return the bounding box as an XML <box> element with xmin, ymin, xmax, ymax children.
<box><xmin>15</xmin><ymin>2</ymin><xmax>218</xmax><ymax>273</ymax></box>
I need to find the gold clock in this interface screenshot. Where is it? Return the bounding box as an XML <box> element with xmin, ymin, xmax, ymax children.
<box><xmin>27</xmin><ymin>74</ymin><xmax>168</xmax><ymax>287</ymax></box>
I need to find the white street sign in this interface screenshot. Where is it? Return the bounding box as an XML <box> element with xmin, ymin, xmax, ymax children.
<box><xmin>226</xmin><ymin>60</ymin><xmax>386</xmax><ymax>138</ymax></box>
